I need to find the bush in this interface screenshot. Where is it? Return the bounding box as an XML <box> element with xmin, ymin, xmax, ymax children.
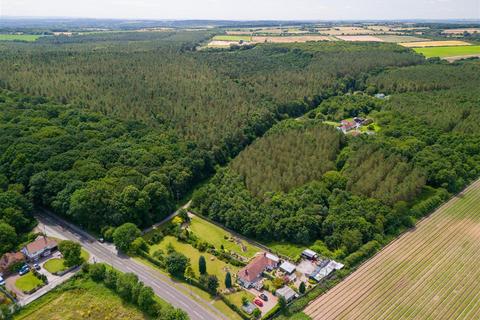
<box><xmin>89</xmin><ymin>263</ymin><xmax>106</xmax><ymax>282</ymax></box>
<box><xmin>344</xmin><ymin>240</ymin><xmax>381</xmax><ymax>267</ymax></box>
<box><xmin>165</xmin><ymin>252</ymin><xmax>189</xmax><ymax>277</ymax></box>
<box><xmin>58</xmin><ymin>240</ymin><xmax>83</xmax><ymax>267</ymax></box>
<box><xmin>131</xmin><ymin>237</ymin><xmax>149</xmax><ymax>254</ymax></box>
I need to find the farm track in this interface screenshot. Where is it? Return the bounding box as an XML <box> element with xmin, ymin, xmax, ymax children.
<box><xmin>305</xmin><ymin>179</ymin><xmax>480</xmax><ymax>320</ymax></box>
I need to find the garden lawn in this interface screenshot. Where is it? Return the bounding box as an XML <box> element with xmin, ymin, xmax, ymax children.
<box><xmin>414</xmin><ymin>45</ymin><xmax>480</xmax><ymax>58</ymax></box>
<box><xmin>225</xmin><ymin>290</ymin><xmax>255</xmax><ymax>307</ymax></box>
<box><xmin>14</xmin><ymin>278</ymin><xmax>148</xmax><ymax>320</ymax></box>
<box><xmin>265</xmin><ymin>241</ymin><xmax>305</xmax><ymax>259</ymax></box>
<box><xmin>188</xmin><ymin>214</ymin><xmax>262</xmax><ymax>259</ymax></box>
<box><xmin>148</xmin><ymin>235</ymin><xmax>240</xmax><ymax>289</ymax></box>
<box><xmin>44</xmin><ymin>258</ymin><xmax>67</xmax><ymax>274</ymax></box>
<box><xmin>15</xmin><ymin>273</ymin><xmax>43</xmax><ymax>292</ymax></box>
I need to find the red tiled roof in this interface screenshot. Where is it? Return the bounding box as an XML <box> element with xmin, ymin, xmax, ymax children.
<box><xmin>25</xmin><ymin>236</ymin><xmax>57</xmax><ymax>255</ymax></box>
<box><xmin>238</xmin><ymin>252</ymin><xmax>277</xmax><ymax>282</ymax></box>
<box><xmin>0</xmin><ymin>252</ymin><xmax>25</xmax><ymax>273</ymax></box>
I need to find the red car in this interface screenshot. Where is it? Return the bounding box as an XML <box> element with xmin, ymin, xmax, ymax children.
<box><xmin>254</xmin><ymin>299</ymin><xmax>264</xmax><ymax>307</ymax></box>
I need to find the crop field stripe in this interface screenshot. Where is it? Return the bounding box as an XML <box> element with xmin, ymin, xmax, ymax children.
<box><xmin>340</xmin><ymin>188</ymin><xmax>480</xmax><ymax>317</ymax></box>
<box><xmin>380</xmin><ymin>218</ymin><xmax>480</xmax><ymax>320</ymax></box>
<box><xmin>306</xmin><ymin>180</ymin><xmax>480</xmax><ymax>318</ymax></box>
<box><xmin>305</xmin><ymin>184</ymin><xmax>475</xmax><ymax>317</ymax></box>
<box><xmin>305</xmin><ymin>179</ymin><xmax>480</xmax><ymax>319</ymax></box>
<box><xmin>364</xmin><ymin>194</ymin><xmax>480</xmax><ymax>319</ymax></box>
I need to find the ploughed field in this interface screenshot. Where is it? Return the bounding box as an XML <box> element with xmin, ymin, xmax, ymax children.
<box><xmin>305</xmin><ymin>178</ymin><xmax>480</xmax><ymax>320</ymax></box>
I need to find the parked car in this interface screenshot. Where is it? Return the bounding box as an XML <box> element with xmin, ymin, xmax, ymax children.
<box><xmin>0</xmin><ymin>276</ymin><xmax>5</xmax><ymax>286</ymax></box>
<box><xmin>254</xmin><ymin>299</ymin><xmax>264</xmax><ymax>307</ymax></box>
<box><xmin>19</xmin><ymin>267</ymin><xmax>29</xmax><ymax>276</ymax></box>
<box><xmin>259</xmin><ymin>293</ymin><xmax>268</xmax><ymax>301</ymax></box>
<box><xmin>33</xmin><ymin>263</ymin><xmax>41</xmax><ymax>270</ymax></box>
<box><xmin>98</xmin><ymin>237</ymin><xmax>105</xmax><ymax>243</ymax></box>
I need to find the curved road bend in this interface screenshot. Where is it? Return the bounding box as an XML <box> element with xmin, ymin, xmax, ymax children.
<box><xmin>35</xmin><ymin>209</ymin><xmax>226</xmax><ymax>320</ymax></box>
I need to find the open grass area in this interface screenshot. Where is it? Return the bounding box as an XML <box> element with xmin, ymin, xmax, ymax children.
<box><xmin>413</xmin><ymin>45</ymin><xmax>480</xmax><ymax>58</ymax></box>
<box><xmin>188</xmin><ymin>214</ymin><xmax>262</xmax><ymax>259</ymax></box>
<box><xmin>0</xmin><ymin>34</ymin><xmax>43</xmax><ymax>42</ymax></box>
<box><xmin>400</xmin><ymin>40</ymin><xmax>471</xmax><ymax>48</ymax></box>
<box><xmin>148</xmin><ymin>235</ymin><xmax>240</xmax><ymax>289</ymax></box>
<box><xmin>213</xmin><ymin>35</ymin><xmax>252</xmax><ymax>41</ymax></box>
<box><xmin>44</xmin><ymin>258</ymin><xmax>67</xmax><ymax>274</ymax></box>
<box><xmin>305</xmin><ymin>179</ymin><xmax>480</xmax><ymax>319</ymax></box>
<box><xmin>14</xmin><ymin>278</ymin><xmax>148</xmax><ymax>320</ymax></box>
<box><xmin>265</xmin><ymin>241</ymin><xmax>305</xmax><ymax>259</ymax></box>
<box><xmin>15</xmin><ymin>273</ymin><xmax>43</xmax><ymax>292</ymax></box>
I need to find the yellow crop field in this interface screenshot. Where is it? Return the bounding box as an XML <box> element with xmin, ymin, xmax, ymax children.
<box><xmin>400</xmin><ymin>40</ymin><xmax>471</xmax><ymax>48</ymax></box>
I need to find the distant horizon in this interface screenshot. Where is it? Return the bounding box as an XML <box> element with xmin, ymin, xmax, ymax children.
<box><xmin>1</xmin><ymin>0</ymin><xmax>479</xmax><ymax>21</ymax></box>
<box><xmin>1</xmin><ymin>16</ymin><xmax>479</xmax><ymax>23</ymax></box>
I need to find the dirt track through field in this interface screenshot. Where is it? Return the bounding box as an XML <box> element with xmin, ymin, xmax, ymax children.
<box><xmin>305</xmin><ymin>179</ymin><xmax>480</xmax><ymax>320</ymax></box>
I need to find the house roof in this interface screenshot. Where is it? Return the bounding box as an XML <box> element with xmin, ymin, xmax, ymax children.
<box><xmin>276</xmin><ymin>286</ymin><xmax>297</xmax><ymax>300</ymax></box>
<box><xmin>238</xmin><ymin>252</ymin><xmax>277</xmax><ymax>283</ymax></box>
<box><xmin>25</xmin><ymin>236</ymin><xmax>57</xmax><ymax>255</ymax></box>
<box><xmin>279</xmin><ymin>261</ymin><xmax>296</xmax><ymax>274</ymax></box>
<box><xmin>0</xmin><ymin>252</ymin><xmax>25</xmax><ymax>273</ymax></box>
<box><xmin>302</xmin><ymin>249</ymin><xmax>317</xmax><ymax>258</ymax></box>
<box><xmin>266</xmin><ymin>253</ymin><xmax>279</xmax><ymax>263</ymax></box>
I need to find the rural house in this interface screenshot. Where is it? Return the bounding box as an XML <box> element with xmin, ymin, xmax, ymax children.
<box><xmin>22</xmin><ymin>236</ymin><xmax>58</xmax><ymax>261</ymax></box>
<box><xmin>0</xmin><ymin>252</ymin><xmax>25</xmax><ymax>276</ymax></box>
<box><xmin>237</xmin><ymin>252</ymin><xmax>278</xmax><ymax>288</ymax></box>
<box><xmin>338</xmin><ymin>120</ymin><xmax>358</xmax><ymax>134</ymax></box>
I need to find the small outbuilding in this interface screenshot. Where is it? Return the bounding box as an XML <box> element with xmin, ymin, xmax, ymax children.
<box><xmin>279</xmin><ymin>261</ymin><xmax>296</xmax><ymax>274</ymax></box>
<box><xmin>276</xmin><ymin>286</ymin><xmax>297</xmax><ymax>302</ymax></box>
<box><xmin>301</xmin><ymin>249</ymin><xmax>318</xmax><ymax>260</ymax></box>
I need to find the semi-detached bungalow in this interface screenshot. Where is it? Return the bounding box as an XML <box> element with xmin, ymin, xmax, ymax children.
<box><xmin>22</xmin><ymin>236</ymin><xmax>58</xmax><ymax>261</ymax></box>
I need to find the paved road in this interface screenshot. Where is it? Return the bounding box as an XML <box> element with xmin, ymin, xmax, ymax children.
<box><xmin>36</xmin><ymin>209</ymin><xmax>225</xmax><ymax>320</ymax></box>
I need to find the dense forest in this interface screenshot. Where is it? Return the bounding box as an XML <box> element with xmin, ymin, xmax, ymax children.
<box><xmin>0</xmin><ymin>89</ymin><xmax>210</xmax><ymax>239</ymax></box>
<box><xmin>193</xmin><ymin>60</ymin><xmax>480</xmax><ymax>262</ymax></box>
<box><xmin>0</xmin><ymin>33</ymin><xmax>423</xmax><ymax>162</ymax></box>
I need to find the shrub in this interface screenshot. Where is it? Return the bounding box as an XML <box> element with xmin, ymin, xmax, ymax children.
<box><xmin>89</xmin><ymin>263</ymin><xmax>106</xmax><ymax>282</ymax></box>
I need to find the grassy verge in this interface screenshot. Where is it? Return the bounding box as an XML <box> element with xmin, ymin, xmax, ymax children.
<box><xmin>14</xmin><ymin>276</ymin><xmax>149</xmax><ymax>320</ymax></box>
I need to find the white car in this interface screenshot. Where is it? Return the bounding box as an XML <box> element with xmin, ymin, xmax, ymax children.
<box><xmin>0</xmin><ymin>276</ymin><xmax>5</xmax><ymax>286</ymax></box>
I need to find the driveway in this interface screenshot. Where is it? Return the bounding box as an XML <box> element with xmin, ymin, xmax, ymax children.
<box><xmin>248</xmin><ymin>288</ymin><xmax>278</xmax><ymax>315</ymax></box>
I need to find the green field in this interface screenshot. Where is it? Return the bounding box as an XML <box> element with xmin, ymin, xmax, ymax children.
<box><xmin>213</xmin><ymin>35</ymin><xmax>252</xmax><ymax>41</ymax></box>
<box><xmin>15</xmin><ymin>273</ymin><xmax>44</xmax><ymax>292</ymax></box>
<box><xmin>0</xmin><ymin>34</ymin><xmax>43</xmax><ymax>42</ymax></box>
<box><xmin>148</xmin><ymin>235</ymin><xmax>240</xmax><ymax>289</ymax></box>
<box><xmin>14</xmin><ymin>278</ymin><xmax>148</xmax><ymax>320</ymax></box>
<box><xmin>414</xmin><ymin>45</ymin><xmax>480</xmax><ymax>58</ymax></box>
<box><xmin>188</xmin><ymin>214</ymin><xmax>261</xmax><ymax>259</ymax></box>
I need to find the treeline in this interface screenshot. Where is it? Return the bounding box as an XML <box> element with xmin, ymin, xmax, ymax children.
<box><xmin>0</xmin><ymin>89</ymin><xmax>211</xmax><ymax>232</ymax></box>
<box><xmin>86</xmin><ymin>263</ymin><xmax>189</xmax><ymax>319</ymax></box>
<box><xmin>193</xmin><ymin>61</ymin><xmax>480</xmax><ymax>262</ymax></box>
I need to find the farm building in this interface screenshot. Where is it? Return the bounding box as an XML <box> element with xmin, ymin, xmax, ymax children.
<box><xmin>279</xmin><ymin>261</ymin><xmax>296</xmax><ymax>274</ymax></box>
<box><xmin>0</xmin><ymin>252</ymin><xmax>25</xmax><ymax>275</ymax></box>
<box><xmin>338</xmin><ymin>120</ymin><xmax>358</xmax><ymax>134</ymax></box>
<box><xmin>309</xmin><ymin>260</ymin><xmax>344</xmax><ymax>282</ymax></box>
<box><xmin>22</xmin><ymin>236</ymin><xmax>57</xmax><ymax>261</ymax></box>
<box><xmin>301</xmin><ymin>249</ymin><xmax>318</xmax><ymax>260</ymax></box>
<box><xmin>237</xmin><ymin>252</ymin><xmax>278</xmax><ymax>288</ymax></box>
<box><xmin>276</xmin><ymin>286</ymin><xmax>297</xmax><ymax>302</ymax></box>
